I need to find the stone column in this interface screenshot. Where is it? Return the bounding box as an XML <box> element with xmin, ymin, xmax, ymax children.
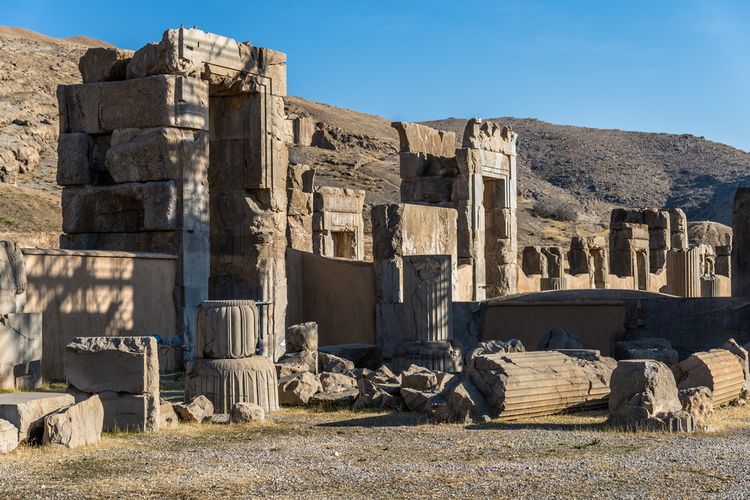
<box><xmin>666</xmin><ymin>248</ymin><xmax>701</xmax><ymax>297</ymax></box>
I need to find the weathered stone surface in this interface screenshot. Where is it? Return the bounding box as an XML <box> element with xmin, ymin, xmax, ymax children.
<box><xmin>174</xmin><ymin>395</ymin><xmax>214</xmax><ymax>423</ymax></box>
<box><xmin>70</xmin><ymin>388</ymin><xmax>160</xmax><ymax>432</ymax></box>
<box><xmin>0</xmin><ymin>419</ymin><xmax>18</xmax><ymax>454</ymax></box>
<box><xmin>318</xmin><ymin>344</ymin><xmax>384</xmax><ymax>369</ymax></box>
<box><xmin>277</xmin><ymin>350</ymin><xmax>318</xmax><ymax>374</ymax></box>
<box><xmin>42</xmin><ymin>395</ymin><xmax>103</xmax><ymax>448</ymax></box>
<box><xmin>159</xmin><ymin>400</ymin><xmax>179</xmax><ymax>429</ymax></box>
<box><xmin>608</xmin><ymin>360</ymin><xmax>683</xmax><ymax>428</ymax></box>
<box><xmin>0</xmin><ymin>312</ymin><xmax>42</xmax><ymax>389</ymax></box>
<box><xmin>462</xmin><ymin>118</ymin><xmax>516</xmax><ymax>154</ymax></box>
<box><xmin>62</xmin><ymin>182</ymin><xmax>178</xmax><ymax>234</ymax></box>
<box><xmin>64</xmin><ymin>336</ymin><xmax>159</xmax><ymax>395</ymax></box>
<box><xmin>286</xmin><ymin>322</ymin><xmax>318</xmax><ymax>353</ymax></box>
<box><xmin>278</xmin><ymin>371</ymin><xmax>321</xmax><ymax>405</ymax></box>
<box><xmin>467</xmin><ymin>351</ymin><xmax>614</xmax><ymax>419</ymax></box>
<box><xmin>673</xmin><ymin>349</ymin><xmax>745</xmax><ymax>407</ymax></box>
<box><xmin>185</xmin><ymin>357</ymin><xmax>279</xmax><ymax>413</ymax></box>
<box><xmin>318</xmin><ymin>352</ymin><xmax>355</xmax><ymax>374</ymax></box>
<box><xmin>58</xmin><ymin>75</ymin><xmax>208</xmax><ymax>134</ymax></box>
<box><xmin>465</xmin><ymin>339</ymin><xmax>525</xmax><ymax>366</ymax></box>
<box><xmin>79</xmin><ymin>47</ymin><xmax>133</xmax><ymax>83</ymax></box>
<box><xmin>318</xmin><ymin>372</ymin><xmax>357</xmax><ymax>394</ymax></box>
<box><xmin>56</xmin><ymin>133</ymin><xmax>93</xmax><ymax>186</ymax></box>
<box><xmin>310</xmin><ymin>388</ymin><xmax>359</xmax><ymax>407</ymax></box>
<box><xmin>275</xmin><ymin>362</ymin><xmax>309</xmax><ymax>379</ymax></box>
<box><xmin>400</xmin><ymin>387</ymin><xmax>432</xmax><ymax>412</ymax></box>
<box><xmin>678</xmin><ymin>386</ymin><xmax>713</xmax><ymax>430</ymax></box>
<box><xmin>366</xmin><ymin>365</ymin><xmax>400</xmax><ymax>385</ymax></box>
<box><xmin>0</xmin><ymin>240</ymin><xmax>26</xmax><ymax>314</ymax></box>
<box><xmin>400</xmin><ymin>365</ymin><xmax>438</xmax><ymax>392</ymax></box>
<box><xmin>230</xmin><ymin>402</ymin><xmax>265</xmax><ymax>423</ymax></box>
<box><xmin>391</xmin><ymin>122</ymin><xmax>456</xmax><ymax>157</ymax></box>
<box><xmin>210</xmin><ymin>413</ymin><xmax>230</xmax><ymax>425</ymax></box>
<box><xmin>354</xmin><ymin>377</ymin><xmax>403</xmax><ymax>410</ymax></box>
<box><xmin>614</xmin><ymin>338</ymin><xmax>679</xmax><ymax>366</ymax></box>
<box><xmin>537</xmin><ymin>326</ymin><xmax>584</xmax><ymax>351</ymax></box>
<box><xmin>720</xmin><ymin>339</ymin><xmax>750</xmax><ymax>395</ymax></box>
<box><xmin>391</xmin><ymin>340</ymin><xmax>463</xmax><ymax>374</ymax></box>
<box><xmin>442</xmin><ymin>377</ymin><xmax>489</xmax><ymax>423</ymax></box>
<box><xmin>0</xmin><ymin>392</ymin><xmax>75</xmax><ymax>442</ymax></box>
<box><xmin>196</xmin><ymin>300</ymin><xmax>258</xmax><ymax>359</ymax></box>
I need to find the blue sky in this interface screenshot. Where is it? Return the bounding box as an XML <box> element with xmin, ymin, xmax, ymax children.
<box><xmin>3</xmin><ymin>0</ymin><xmax>749</xmax><ymax>151</ymax></box>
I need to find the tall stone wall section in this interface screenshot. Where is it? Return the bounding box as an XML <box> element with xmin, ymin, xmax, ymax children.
<box><xmin>610</xmin><ymin>208</ymin><xmax>671</xmax><ymax>274</ymax></box>
<box><xmin>57</xmin><ymin>28</ymin><xmax>289</xmax><ymax>360</ymax></box>
<box><xmin>312</xmin><ymin>186</ymin><xmax>365</xmax><ymax>260</ymax></box>
<box><xmin>732</xmin><ymin>188</ymin><xmax>750</xmax><ymax>297</ymax></box>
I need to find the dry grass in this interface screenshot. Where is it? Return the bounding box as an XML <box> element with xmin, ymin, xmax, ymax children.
<box><xmin>1</xmin><ymin>406</ymin><xmax>749</xmax><ymax>498</ymax></box>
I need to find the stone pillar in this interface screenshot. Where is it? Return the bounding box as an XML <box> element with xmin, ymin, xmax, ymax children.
<box><xmin>402</xmin><ymin>255</ymin><xmax>452</xmax><ymax>343</ymax></box>
<box><xmin>716</xmin><ymin>244</ymin><xmax>731</xmax><ymax>278</ymax></box>
<box><xmin>666</xmin><ymin>248</ymin><xmax>701</xmax><ymax>297</ymax></box>
<box><xmin>286</xmin><ymin>163</ymin><xmax>314</xmax><ymax>252</ymax></box>
<box><xmin>668</xmin><ymin>208</ymin><xmax>689</xmax><ymax>250</ymax></box>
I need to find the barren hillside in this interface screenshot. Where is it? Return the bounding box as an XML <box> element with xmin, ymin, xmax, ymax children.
<box><xmin>2</xmin><ymin>27</ymin><xmax>749</xmax><ymax>252</ymax></box>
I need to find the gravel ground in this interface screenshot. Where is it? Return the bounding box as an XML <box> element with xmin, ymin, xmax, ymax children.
<box><xmin>2</xmin><ymin>406</ymin><xmax>750</xmax><ymax>499</ymax></box>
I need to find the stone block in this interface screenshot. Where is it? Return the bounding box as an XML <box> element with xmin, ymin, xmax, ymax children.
<box><xmin>287</xmin><ymin>163</ymin><xmax>315</xmax><ymax>192</ymax></box>
<box><xmin>185</xmin><ymin>356</ymin><xmax>279</xmax><ymax>413</ymax></box>
<box><xmin>318</xmin><ymin>372</ymin><xmax>357</xmax><ymax>394</ymax></box>
<box><xmin>196</xmin><ymin>300</ymin><xmax>259</xmax><ymax>359</ymax></box>
<box><xmin>105</xmin><ymin>127</ymin><xmax>207</xmax><ymax>183</ymax></box>
<box><xmin>673</xmin><ymin>349</ymin><xmax>745</xmax><ymax>407</ymax></box>
<box><xmin>64</xmin><ymin>336</ymin><xmax>159</xmax><ymax>395</ymax></box>
<box><xmin>0</xmin><ymin>419</ymin><xmax>18</xmax><ymax>454</ymax></box>
<box><xmin>0</xmin><ymin>392</ymin><xmax>75</xmax><ymax>442</ymax></box>
<box><xmin>286</xmin><ymin>322</ymin><xmax>318</xmax><ymax>353</ymax></box>
<box><xmin>0</xmin><ymin>240</ymin><xmax>26</xmax><ymax>314</ymax></box>
<box><xmin>278</xmin><ymin>371</ymin><xmax>321</xmax><ymax>405</ymax></box>
<box><xmin>83</xmin><ymin>390</ymin><xmax>160</xmax><ymax>432</ymax></box>
<box><xmin>0</xmin><ymin>312</ymin><xmax>42</xmax><ymax>389</ymax></box>
<box><xmin>79</xmin><ymin>47</ymin><xmax>133</xmax><ymax>83</ymax></box>
<box><xmin>57</xmin><ymin>133</ymin><xmax>93</xmax><ymax>185</ymax></box>
<box><xmin>318</xmin><ymin>352</ymin><xmax>354</xmax><ymax>374</ymax></box>
<box><xmin>159</xmin><ymin>401</ymin><xmax>179</xmax><ymax>429</ymax></box>
<box><xmin>62</xmin><ymin>182</ymin><xmax>178</xmax><ymax>233</ymax></box>
<box><xmin>230</xmin><ymin>402</ymin><xmax>265</xmax><ymax>423</ymax></box>
<box><xmin>58</xmin><ymin>75</ymin><xmax>208</xmax><ymax>134</ymax></box>
<box><xmin>391</xmin><ymin>122</ymin><xmax>455</xmax><ymax>157</ymax></box>
<box><xmin>174</xmin><ymin>395</ymin><xmax>214</xmax><ymax>423</ymax></box>
<box><xmin>60</xmin><ymin>231</ymin><xmax>180</xmax><ymax>254</ymax></box>
<box><xmin>42</xmin><ymin>395</ymin><xmax>103</xmax><ymax>448</ymax></box>
<box><xmin>400</xmin><ymin>177</ymin><xmax>454</xmax><ymax>204</ymax></box>
<box><xmin>678</xmin><ymin>386</ymin><xmax>713</xmax><ymax>430</ymax></box>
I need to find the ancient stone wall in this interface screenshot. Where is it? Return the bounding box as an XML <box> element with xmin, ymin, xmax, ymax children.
<box><xmin>732</xmin><ymin>188</ymin><xmax>750</xmax><ymax>297</ymax></box>
<box><xmin>312</xmin><ymin>186</ymin><xmax>365</xmax><ymax>260</ymax></box>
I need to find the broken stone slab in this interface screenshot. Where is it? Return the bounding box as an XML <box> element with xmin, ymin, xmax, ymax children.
<box><xmin>64</xmin><ymin>336</ymin><xmax>159</xmax><ymax>395</ymax></box>
<box><xmin>69</xmin><ymin>388</ymin><xmax>160</xmax><ymax>432</ymax></box>
<box><xmin>608</xmin><ymin>360</ymin><xmax>683</xmax><ymax>429</ymax></box>
<box><xmin>391</xmin><ymin>122</ymin><xmax>456</xmax><ymax>157</ymax></box>
<box><xmin>0</xmin><ymin>240</ymin><xmax>26</xmax><ymax>315</ymax></box>
<box><xmin>174</xmin><ymin>395</ymin><xmax>214</xmax><ymax>423</ymax></box>
<box><xmin>42</xmin><ymin>395</ymin><xmax>104</xmax><ymax>448</ymax></box>
<box><xmin>614</xmin><ymin>337</ymin><xmax>679</xmax><ymax>366</ymax></box>
<box><xmin>465</xmin><ymin>339</ymin><xmax>525</xmax><ymax>367</ymax></box>
<box><xmin>230</xmin><ymin>402</ymin><xmax>265</xmax><ymax>424</ymax></box>
<box><xmin>0</xmin><ymin>419</ymin><xmax>18</xmax><ymax>454</ymax></box>
<box><xmin>185</xmin><ymin>356</ymin><xmax>279</xmax><ymax>414</ymax></box>
<box><xmin>400</xmin><ymin>387</ymin><xmax>432</xmax><ymax>412</ymax></box>
<box><xmin>354</xmin><ymin>378</ymin><xmax>403</xmax><ymax>411</ymax></box>
<box><xmin>196</xmin><ymin>300</ymin><xmax>259</xmax><ymax>359</ymax></box>
<box><xmin>159</xmin><ymin>400</ymin><xmax>179</xmax><ymax>429</ymax></box>
<box><xmin>673</xmin><ymin>349</ymin><xmax>745</xmax><ymax>407</ymax></box>
<box><xmin>286</xmin><ymin>322</ymin><xmax>318</xmax><ymax>353</ymax></box>
<box><xmin>366</xmin><ymin>365</ymin><xmax>401</xmax><ymax>385</ymax></box>
<box><xmin>277</xmin><ymin>350</ymin><xmax>318</xmax><ymax>374</ymax></box>
<box><xmin>310</xmin><ymin>389</ymin><xmax>359</xmax><ymax>408</ymax></box>
<box><xmin>318</xmin><ymin>372</ymin><xmax>357</xmax><ymax>394</ymax></box>
<box><xmin>278</xmin><ymin>371</ymin><xmax>321</xmax><ymax>406</ymax></box>
<box><xmin>537</xmin><ymin>326</ymin><xmax>584</xmax><ymax>351</ymax></box>
<box><xmin>275</xmin><ymin>362</ymin><xmax>309</xmax><ymax>379</ymax></box>
<box><xmin>679</xmin><ymin>386</ymin><xmax>713</xmax><ymax>431</ymax></box>
<box><xmin>317</xmin><ymin>344</ymin><xmax>384</xmax><ymax>369</ymax></box>
<box><xmin>318</xmin><ymin>352</ymin><xmax>354</xmax><ymax>374</ymax></box>
<box><xmin>442</xmin><ymin>377</ymin><xmax>490</xmax><ymax>424</ymax></box>
<box><xmin>400</xmin><ymin>365</ymin><xmax>438</xmax><ymax>392</ymax></box>
<box><xmin>79</xmin><ymin>47</ymin><xmax>134</xmax><ymax>83</ymax></box>
<box><xmin>58</xmin><ymin>75</ymin><xmax>208</xmax><ymax>135</ymax></box>
<box><xmin>0</xmin><ymin>392</ymin><xmax>75</xmax><ymax>443</ymax></box>
<box><xmin>62</xmin><ymin>182</ymin><xmax>178</xmax><ymax>234</ymax></box>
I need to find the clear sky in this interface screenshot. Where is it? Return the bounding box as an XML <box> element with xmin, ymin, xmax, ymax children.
<box><xmin>2</xmin><ymin>0</ymin><xmax>748</xmax><ymax>151</ymax></box>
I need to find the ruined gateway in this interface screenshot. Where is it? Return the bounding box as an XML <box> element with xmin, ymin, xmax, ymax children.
<box><xmin>1</xmin><ymin>26</ymin><xmax>750</xmax><ymax>452</ymax></box>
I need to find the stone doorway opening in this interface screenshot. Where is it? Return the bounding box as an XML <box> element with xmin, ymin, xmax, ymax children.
<box><xmin>332</xmin><ymin>231</ymin><xmax>356</xmax><ymax>259</ymax></box>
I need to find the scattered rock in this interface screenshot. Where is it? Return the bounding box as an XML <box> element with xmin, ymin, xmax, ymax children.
<box><xmin>277</xmin><ymin>350</ymin><xmax>318</xmax><ymax>374</ymax></box>
<box><xmin>354</xmin><ymin>378</ymin><xmax>402</xmax><ymax>410</ymax></box>
<box><xmin>286</xmin><ymin>322</ymin><xmax>318</xmax><ymax>352</ymax></box>
<box><xmin>174</xmin><ymin>395</ymin><xmax>214</xmax><ymax>423</ymax></box>
<box><xmin>0</xmin><ymin>419</ymin><xmax>18</xmax><ymax>454</ymax></box>
<box><xmin>400</xmin><ymin>387</ymin><xmax>432</xmax><ymax>412</ymax></box>
<box><xmin>310</xmin><ymin>389</ymin><xmax>359</xmax><ymax>407</ymax></box>
<box><xmin>210</xmin><ymin>414</ymin><xmax>230</xmax><ymax>425</ymax></box>
<box><xmin>159</xmin><ymin>400</ymin><xmax>179</xmax><ymax>429</ymax></box>
<box><xmin>465</xmin><ymin>339</ymin><xmax>525</xmax><ymax>366</ymax></box>
<box><xmin>275</xmin><ymin>362</ymin><xmax>309</xmax><ymax>379</ymax></box>
<box><xmin>678</xmin><ymin>386</ymin><xmax>713</xmax><ymax>430</ymax></box>
<box><xmin>319</xmin><ymin>372</ymin><xmax>357</xmax><ymax>394</ymax></box>
<box><xmin>278</xmin><ymin>371</ymin><xmax>321</xmax><ymax>405</ymax></box>
<box><xmin>42</xmin><ymin>395</ymin><xmax>103</xmax><ymax>448</ymax></box>
<box><xmin>230</xmin><ymin>402</ymin><xmax>265</xmax><ymax>423</ymax></box>
<box><xmin>400</xmin><ymin>364</ymin><xmax>438</xmax><ymax>391</ymax></box>
<box><xmin>318</xmin><ymin>352</ymin><xmax>355</xmax><ymax>374</ymax></box>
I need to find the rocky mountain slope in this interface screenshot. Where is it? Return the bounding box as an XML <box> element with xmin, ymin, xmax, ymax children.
<box><xmin>2</xmin><ymin>27</ymin><xmax>749</xmax><ymax>252</ymax></box>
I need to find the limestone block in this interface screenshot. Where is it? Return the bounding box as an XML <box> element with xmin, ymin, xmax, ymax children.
<box><xmin>354</xmin><ymin>378</ymin><xmax>403</xmax><ymax>410</ymax></box>
<box><xmin>317</xmin><ymin>344</ymin><xmax>384</xmax><ymax>370</ymax></box>
<box><xmin>286</xmin><ymin>322</ymin><xmax>318</xmax><ymax>353</ymax></box>
<box><xmin>400</xmin><ymin>365</ymin><xmax>438</xmax><ymax>392</ymax></box>
<box><xmin>400</xmin><ymin>177</ymin><xmax>454</xmax><ymax>204</ymax></box>
<box><xmin>105</xmin><ymin>127</ymin><xmax>206</xmax><ymax>183</ymax></box>
<box><xmin>278</xmin><ymin>371</ymin><xmax>321</xmax><ymax>405</ymax></box>
<box><xmin>537</xmin><ymin>326</ymin><xmax>583</xmax><ymax>351</ymax></box>
<box><xmin>127</xmin><ymin>28</ymin><xmax>286</xmax><ymax>96</ymax></box>
<box><xmin>391</xmin><ymin>122</ymin><xmax>456</xmax><ymax>157</ymax></box>
<box><xmin>159</xmin><ymin>401</ymin><xmax>179</xmax><ymax>429</ymax></box>
<box><xmin>318</xmin><ymin>352</ymin><xmax>355</xmax><ymax>374</ymax></box>
<box><xmin>440</xmin><ymin>377</ymin><xmax>489</xmax><ymax>423</ymax></box>
<box><xmin>467</xmin><ymin>351</ymin><xmax>614</xmax><ymax>420</ymax></box>
<box><xmin>58</xmin><ymin>75</ymin><xmax>208</xmax><ymax>134</ymax></box>
<box><xmin>318</xmin><ymin>372</ymin><xmax>357</xmax><ymax>394</ymax></box>
<box><xmin>42</xmin><ymin>395</ymin><xmax>103</xmax><ymax>448</ymax></box>
<box><xmin>0</xmin><ymin>392</ymin><xmax>75</xmax><ymax>442</ymax></box>
<box><xmin>185</xmin><ymin>357</ymin><xmax>279</xmax><ymax>413</ymax></box>
<box><xmin>174</xmin><ymin>395</ymin><xmax>214</xmax><ymax>423</ymax></box>
<box><xmin>70</xmin><ymin>389</ymin><xmax>160</xmax><ymax>432</ymax></box>
<box><xmin>62</xmin><ymin>182</ymin><xmax>178</xmax><ymax>233</ymax></box>
<box><xmin>461</xmin><ymin>119</ymin><xmax>516</xmax><ymax>155</ymax></box>
<box><xmin>310</xmin><ymin>388</ymin><xmax>359</xmax><ymax>407</ymax></box>
<box><xmin>287</xmin><ymin>163</ymin><xmax>315</xmax><ymax>192</ymax></box>
<box><xmin>400</xmin><ymin>387</ymin><xmax>432</xmax><ymax>412</ymax></box>
<box><xmin>465</xmin><ymin>339</ymin><xmax>525</xmax><ymax>367</ymax></box>
<box><xmin>57</xmin><ymin>133</ymin><xmax>93</xmax><ymax>185</ymax></box>
<box><xmin>79</xmin><ymin>47</ymin><xmax>133</xmax><ymax>83</ymax></box>
<box><xmin>275</xmin><ymin>362</ymin><xmax>309</xmax><ymax>379</ymax></box>
<box><xmin>0</xmin><ymin>313</ymin><xmax>42</xmax><ymax>389</ymax></box>
<box><xmin>196</xmin><ymin>300</ymin><xmax>259</xmax><ymax>359</ymax></box>
<box><xmin>0</xmin><ymin>241</ymin><xmax>26</xmax><ymax>314</ymax></box>
<box><xmin>61</xmin><ymin>231</ymin><xmax>180</xmax><ymax>254</ymax></box>
<box><xmin>277</xmin><ymin>350</ymin><xmax>318</xmax><ymax>374</ymax></box>
<box><xmin>608</xmin><ymin>360</ymin><xmax>683</xmax><ymax>428</ymax></box>
<box><xmin>64</xmin><ymin>337</ymin><xmax>159</xmax><ymax>395</ymax></box>
<box><xmin>673</xmin><ymin>349</ymin><xmax>745</xmax><ymax>407</ymax></box>
<box><xmin>614</xmin><ymin>338</ymin><xmax>679</xmax><ymax>366</ymax></box>
<box><xmin>230</xmin><ymin>402</ymin><xmax>265</xmax><ymax>423</ymax></box>
<box><xmin>678</xmin><ymin>386</ymin><xmax>713</xmax><ymax>430</ymax></box>
<box><xmin>0</xmin><ymin>419</ymin><xmax>18</xmax><ymax>454</ymax></box>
